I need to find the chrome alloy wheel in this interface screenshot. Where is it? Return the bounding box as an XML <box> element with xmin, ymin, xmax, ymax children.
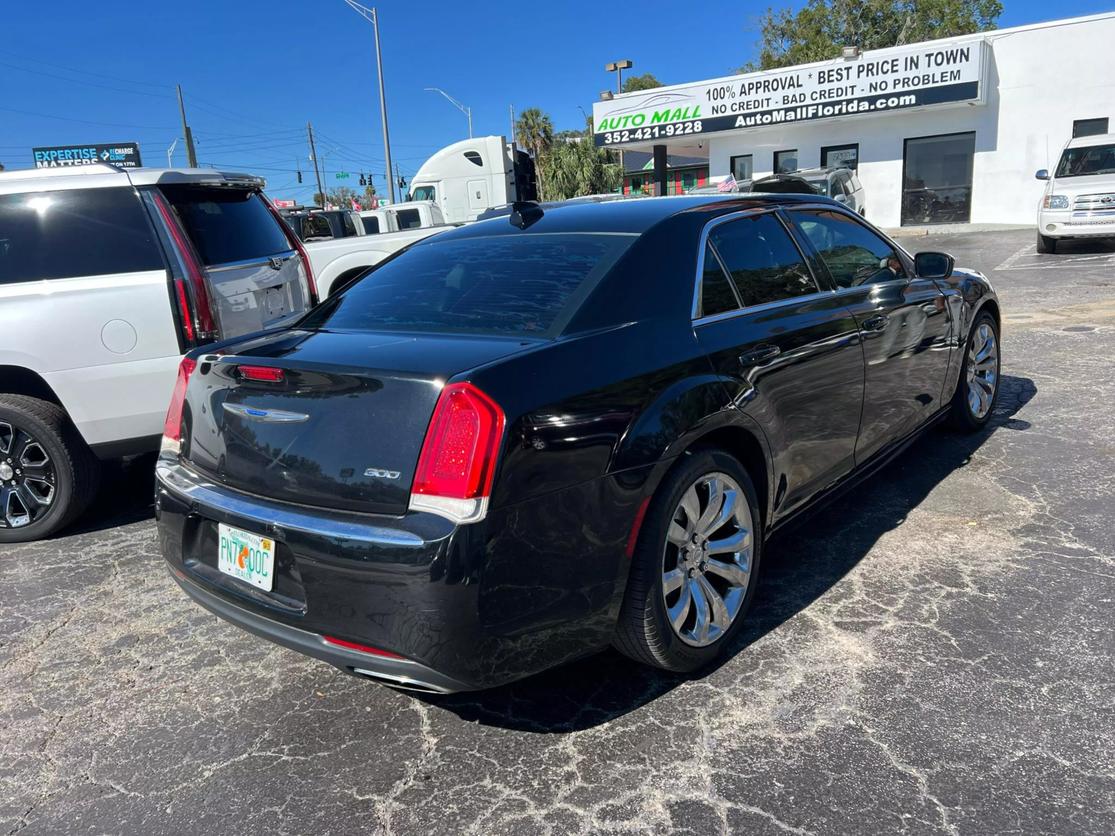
<box><xmin>662</xmin><ymin>472</ymin><xmax>753</xmax><ymax>647</ymax></box>
<box><xmin>966</xmin><ymin>321</ymin><xmax>999</xmax><ymax>419</ymax></box>
<box><xmin>0</xmin><ymin>421</ymin><xmax>56</xmax><ymax>529</ymax></box>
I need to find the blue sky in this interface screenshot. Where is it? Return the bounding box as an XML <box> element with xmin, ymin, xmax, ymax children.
<box><xmin>2</xmin><ymin>0</ymin><xmax>1111</xmax><ymax>202</ymax></box>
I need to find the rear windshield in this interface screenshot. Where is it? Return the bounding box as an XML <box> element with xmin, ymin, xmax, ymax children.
<box><xmin>1056</xmin><ymin>144</ymin><xmax>1115</xmax><ymax>178</ymax></box>
<box><xmin>302</xmin><ymin>232</ymin><xmax>636</xmax><ymax>337</ymax></box>
<box><xmin>160</xmin><ymin>186</ymin><xmax>292</xmax><ymax>266</ymax></box>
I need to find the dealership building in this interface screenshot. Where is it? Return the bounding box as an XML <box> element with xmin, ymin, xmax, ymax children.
<box><xmin>593</xmin><ymin>12</ymin><xmax>1115</xmax><ymax>227</ymax></box>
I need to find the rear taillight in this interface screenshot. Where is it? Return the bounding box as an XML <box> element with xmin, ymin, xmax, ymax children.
<box><xmin>264</xmin><ymin>195</ymin><xmax>318</xmax><ymax>304</ymax></box>
<box><xmin>409</xmin><ymin>382</ymin><xmax>505</xmax><ymax>524</ymax></box>
<box><xmin>152</xmin><ymin>191</ymin><xmax>219</xmax><ymax>345</ymax></box>
<box><xmin>162</xmin><ymin>356</ymin><xmax>197</xmax><ymax>454</ymax></box>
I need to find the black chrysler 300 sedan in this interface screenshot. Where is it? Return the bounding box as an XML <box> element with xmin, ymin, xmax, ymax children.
<box><xmin>156</xmin><ymin>194</ymin><xmax>1000</xmax><ymax>693</ymax></box>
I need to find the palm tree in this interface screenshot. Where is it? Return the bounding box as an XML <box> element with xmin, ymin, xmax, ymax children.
<box><xmin>515</xmin><ymin>108</ymin><xmax>554</xmax><ymax>196</ymax></box>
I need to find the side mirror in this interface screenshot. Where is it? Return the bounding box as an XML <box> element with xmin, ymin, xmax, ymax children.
<box><xmin>914</xmin><ymin>251</ymin><xmax>954</xmax><ymax>279</ymax></box>
<box><xmin>1035</xmin><ymin>169</ymin><xmax>1050</xmax><ymax>181</ymax></box>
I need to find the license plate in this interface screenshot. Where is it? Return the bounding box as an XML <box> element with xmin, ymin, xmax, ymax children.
<box><xmin>217</xmin><ymin>523</ymin><xmax>275</xmax><ymax>592</ymax></box>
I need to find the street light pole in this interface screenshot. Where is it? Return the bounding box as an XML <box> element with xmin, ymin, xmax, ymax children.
<box><xmin>342</xmin><ymin>0</ymin><xmax>396</xmax><ymax>203</ymax></box>
<box><xmin>424</xmin><ymin>87</ymin><xmax>472</xmax><ymax>138</ymax></box>
<box><xmin>605</xmin><ymin>60</ymin><xmax>632</xmax><ymax>181</ymax></box>
<box><xmin>166</xmin><ymin>138</ymin><xmax>178</xmax><ymax>168</ymax></box>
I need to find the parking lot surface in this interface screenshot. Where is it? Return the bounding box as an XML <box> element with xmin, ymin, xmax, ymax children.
<box><xmin>2</xmin><ymin>229</ymin><xmax>1113</xmax><ymax>835</ymax></box>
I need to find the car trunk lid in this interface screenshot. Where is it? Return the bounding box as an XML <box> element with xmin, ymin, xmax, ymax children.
<box><xmin>178</xmin><ymin>329</ymin><xmax>535</xmax><ymax>514</ymax></box>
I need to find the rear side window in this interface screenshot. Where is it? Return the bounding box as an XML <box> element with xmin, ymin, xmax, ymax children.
<box><xmin>361</xmin><ymin>216</ymin><xmax>380</xmax><ymax>234</ymax></box>
<box><xmin>159</xmin><ymin>186</ymin><xmax>291</xmax><ymax>266</ymax></box>
<box><xmin>699</xmin><ymin>242</ymin><xmax>739</xmax><ymax>317</ymax></box>
<box><xmin>792</xmin><ymin>210</ymin><xmax>906</xmax><ymax>288</ymax></box>
<box><xmin>0</xmin><ymin>187</ymin><xmax>163</xmax><ymax>284</ymax></box>
<box><xmin>395</xmin><ymin>208</ymin><xmax>422</xmax><ymax>229</ymax></box>
<box><xmin>302</xmin><ymin>232</ymin><xmax>636</xmax><ymax>337</ymax></box>
<box><xmin>707</xmin><ymin>213</ymin><xmax>818</xmax><ymax>308</ymax></box>
<box><xmin>341</xmin><ymin>212</ymin><xmax>358</xmax><ymax>237</ymax></box>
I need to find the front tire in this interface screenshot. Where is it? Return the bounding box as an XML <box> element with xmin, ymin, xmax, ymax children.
<box><xmin>1036</xmin><ymin>232</ymin><xmax>1057</xmax><ymax>254</ymax></box>
<box><xmin>948</xmin><ymin>311</ymin><xmax>1001</xmax><ymax>432</ymax></box>
<box><xmin>614</xmin><ymin>450</ymin><xmax>762</xmax><ymax>673</ymax></box>
<box><xmin>0</xmin><ymin>395</ymin><xmax>100</xmax><ymax>543</ymax></box>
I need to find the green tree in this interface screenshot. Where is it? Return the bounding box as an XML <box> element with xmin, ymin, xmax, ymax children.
<box><xmin>621</xmin><ymin>73</ymin><xmax>663</xmax><ymax>92</ymax></box>
<box><xmin>540</xmin><ymin>133</ymin><xmax>621</xmax><ymax>200</ymax></box>
<box><xmin>516</xmin><ymin>107</ymin><xmax>555</xmax><ymax>197</ymax></box>
<box><xmin>743</xmin><ymin>0</ymin><xmax>1001</xmax><ymax>70</ymax></box>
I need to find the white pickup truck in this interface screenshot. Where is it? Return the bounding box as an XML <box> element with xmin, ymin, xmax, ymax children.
<box><xmin>1036</xmin><ymin>133</ymin><xmax>1115</xmax><ymax>253</ymax></box>
<box><xmin>358</xmin><ymin>200</ymin><xmax>445</xmax><ymax>234</ymax></box>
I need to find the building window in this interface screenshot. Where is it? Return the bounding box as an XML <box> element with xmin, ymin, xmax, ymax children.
<box><xmin>821</xmin><ymin>143</ymin><xmax>859</xmax><ymax>170</ymax></box>
<box><xmin>730</xmin><ymin>154</ymin><xmax>753</xmax><ymax>183</ymax></box>
<box><xmin>774</xmin><ymin>149</ymin><xmax>798</xmax><ymax>174</ymax></box>
<box><xmin>901</xmin><ymin>132</ymin><xmax>975</xmax><ymax>226</ymax></box>
<box><xmin>1073</xmin><ymin>118</ymin><xmax>1109</xmax><ymax>138</ymax></box>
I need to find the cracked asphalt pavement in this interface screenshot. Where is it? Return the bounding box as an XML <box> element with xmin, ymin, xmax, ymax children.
<box><xmin>2</xmin><ymin>229</ymin><xmax>1113</xmax><ymax>835</ymax></box>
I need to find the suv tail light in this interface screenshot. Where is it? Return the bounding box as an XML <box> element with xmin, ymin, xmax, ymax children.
<box><xmin>264</xmin><ymin>197</ymin><xmax>318</xmax><ymax>304</ymax></box>
<box><xmin>150</xmin><ymin>191</ymin><xmax>219</xmax><ymax>346</ymax></box>
<box><xmin>409</xmin><ymin>382</ymin><xmax>504</xmax><ymax>524</ymax></box>
<box><xmin>162</xmin><ymin>356</ymin><xmax>197</xmax><ymax>454</ymax></box>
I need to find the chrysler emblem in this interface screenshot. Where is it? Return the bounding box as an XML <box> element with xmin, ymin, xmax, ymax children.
<box><xmin>222</xmin><ymin>403</ymin><xmax>308</xmax><ymax>423</ymax></box>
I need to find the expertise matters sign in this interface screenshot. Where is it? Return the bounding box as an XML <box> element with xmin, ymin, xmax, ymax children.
<box><xmin>33</xmin><ymin>142</ymin><xmax>142</xmax><ymax>169</ymax></box>
<box><xmin>593</xmin><ymin>39</ymin><xmax>986</xmax><ymax>147</ymax></box>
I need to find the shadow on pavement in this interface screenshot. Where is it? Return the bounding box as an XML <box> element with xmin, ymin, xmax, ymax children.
<box><xmin>65</xmin><ymin>452</ymin><xmax>157</xmax><ymax>536</ymax></box>
<box><xmin>431</xmin><ymin>375</ymin><xmax>1037</xmax><ymax>733</ymax></box>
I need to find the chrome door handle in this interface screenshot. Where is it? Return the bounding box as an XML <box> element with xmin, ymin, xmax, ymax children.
<box><xmin>739</xmin><ymin>344</ymin><xmax>781</xmax><ymax>365</ymax></box>
<box><xmin>861</xmin><ymin>314</ymin><xmax>889</xmax><ymax>332</ymax></box>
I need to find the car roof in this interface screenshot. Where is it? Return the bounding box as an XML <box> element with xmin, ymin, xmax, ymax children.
<box><xmin>0</xmin><ymin>164</ymin><xmax>264</xmax><ymax>195</ymax></box>
<box><xmin>1066</xmin><ymin>133</ymin><xmax>1115</xmax><ymax>148</ymax></box>
<box><xmin>426</xmin><ymin>193</ymin><xmax>838</xmax><ymax>239</ymax></box>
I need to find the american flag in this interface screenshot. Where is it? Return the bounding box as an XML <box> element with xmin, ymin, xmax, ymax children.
<box><xmin>717</xmin><ymin>176</ymin><xmax>737</xmax><ymax>193</ymax></box>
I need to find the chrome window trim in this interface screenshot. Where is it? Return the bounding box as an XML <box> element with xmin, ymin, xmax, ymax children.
<box><xmin>691</xmin><ymin>206</ymin><xmax>823</xmax><ymax>321</ymax></box>
<box><xmin>693</xmin><ymin>289</ymin><xmax>831</xmax><ymax>327</ymax></box>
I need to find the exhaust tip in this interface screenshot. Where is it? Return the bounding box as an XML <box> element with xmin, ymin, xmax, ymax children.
<box><xmin>349</xmin><ymin>667</ymin><xmax>451</xmax><ymax>694</ymax></box>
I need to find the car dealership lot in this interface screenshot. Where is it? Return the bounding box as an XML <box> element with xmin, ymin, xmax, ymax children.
<box><xmin>2</xmin><ymin>229</ymin><xmax>1112</xmax><ymax>834</ymax></box>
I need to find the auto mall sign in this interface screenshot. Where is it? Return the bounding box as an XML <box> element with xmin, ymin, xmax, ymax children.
<box><xmin>592</xmin><ymin>38</ymin><xmax>987</xmax><ymax>147</ymax></box>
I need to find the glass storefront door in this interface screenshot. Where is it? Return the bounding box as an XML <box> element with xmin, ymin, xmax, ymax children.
<box><xmin>901</xmin><ymin>132</ymin><xmax>975</xmax><ymax>225</ymax></box>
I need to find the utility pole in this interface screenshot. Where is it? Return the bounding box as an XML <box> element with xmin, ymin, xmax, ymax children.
<box><xmin>509</xmin><ymin>104</ymin><xmax>516</xmax><ymax>151</ymax></box>
<box><xmin>342</xmin><ymin>1</ymin><xmax>396</xmax><ymax>203</ymax></box>
<box><xmin>307</xmin><ymin>122</ymin><xmax>325</xmax><ymax>208</ymax></box>
<box><xmin>176</xmin><ymin>85</ymin><xmax>198</xmax><ymax>168</ymax></box>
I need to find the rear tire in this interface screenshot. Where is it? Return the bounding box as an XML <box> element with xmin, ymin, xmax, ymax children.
<box><xmin>1036</xmin><ymin>232</ymin><xmax>1057</xmax><ymax>254</ymax></box>
<box><xmin>948</xmin><ymin>311</ymin><xmax>1001</xmax><ymax>433</ymax></box>
<box><xmin>0</xmin><ymin>395</ymin><xmax>100</xmax><ymax>543</ymax></box>
<box><xmin>614</xmin><ymin>450</ymin><xmax>762</xmax><ymax>673</ymax></box>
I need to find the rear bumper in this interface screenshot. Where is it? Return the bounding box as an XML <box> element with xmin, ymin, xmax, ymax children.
<box><xmin>156</xmin><ymin>457</ymin><xmax>645</xmax><ymax>691</ymax></box>
<box><xmin>168</xmin><ymin>566</ymin><xmax>471</xmax><ymax>693</ymax></box>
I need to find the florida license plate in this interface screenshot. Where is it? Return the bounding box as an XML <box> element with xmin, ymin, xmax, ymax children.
<box><xmin>217</xmin><ymin>523</ymin><xmax>275</xmax><ymax>592</ymax></box>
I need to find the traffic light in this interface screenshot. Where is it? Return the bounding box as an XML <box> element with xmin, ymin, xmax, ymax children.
<box><xmin>359</xmin><ymin>172</ymin><xmax>367</xmax><ymax>186</ymax></box>
<box><xmin>296</xmin><ymin>170</ymin><xmax>303</xmax><ymax>183</ymax></box>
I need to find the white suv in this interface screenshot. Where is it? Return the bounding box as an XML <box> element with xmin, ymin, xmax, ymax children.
<box><xmin>0</xmin><ymin>164</ymin><xmax>317</xmax><ymax>541</ymax></box>
<box><xmin>1036</xmin><ymin>133</ymin><xmax>1115</xmax><ymax>253</ymax></box>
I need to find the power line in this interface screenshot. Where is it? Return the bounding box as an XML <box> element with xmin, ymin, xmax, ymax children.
<box><xmin>0</xmin><ymin>105</ymin><xmax>174</xmax><ymax>131</ymax></box>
